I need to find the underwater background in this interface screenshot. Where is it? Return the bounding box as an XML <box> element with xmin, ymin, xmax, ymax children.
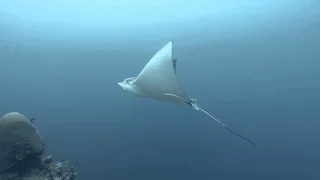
<box><xmin>0</xmin><ymin>0</ymin><xmax>320</xmax><ymax>179</ymax></box>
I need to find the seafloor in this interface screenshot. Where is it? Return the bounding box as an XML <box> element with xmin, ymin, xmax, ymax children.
<box><xmin>0</xmin><ymin>155</ymin><xmax>77</xmax><ymax>180</ymax></box>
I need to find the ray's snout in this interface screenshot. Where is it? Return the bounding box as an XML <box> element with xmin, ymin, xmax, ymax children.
<box><xmin>117</xmin><ymin>82</ymin><xmax>123</xmax><ymax>87</ymax></box>
<box><xmin>118</xmin><ymin>82</ymin><xmax>125</xmax><ymax>90</ymax></box>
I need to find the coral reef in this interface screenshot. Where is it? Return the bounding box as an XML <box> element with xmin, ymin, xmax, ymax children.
<box><xmin>0</xmin><ymin>112</ymin><xmax>77</xmax><ymax>180</ymax></box>
<box><xmin>0</xmin><ymin>112</ymin><xmax>44</xmax><ymax>171</ymax></box>
<box><xmin>0</xmin><ymin>155</ymin><xmax>77</xmax><ymax>180</ymax></box>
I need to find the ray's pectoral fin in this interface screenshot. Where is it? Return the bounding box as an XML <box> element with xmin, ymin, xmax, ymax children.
<box><xmin>164</xmin><ymin>93</ymin><xmax>186</xmax><ymax>101</ymax></box>
<box><xmin>163</xmin><ymin>93</ymin><xmax>191</xmax><ymax>104</ymax></box>
<box><xmin>164</xmin><ymin>93</ymin><xmax>200</xmax><ymax>110</ymax></box>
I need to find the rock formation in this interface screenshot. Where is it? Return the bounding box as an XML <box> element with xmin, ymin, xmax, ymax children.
<box><xmin>0</xmin><ymin>112</ymin><xmax>77</xmax><ymax>180</ymax></box>
<box><xmin>0</xmin><ymin>112</ymin><xmax>44</xmax><ymax>171</ymax></box>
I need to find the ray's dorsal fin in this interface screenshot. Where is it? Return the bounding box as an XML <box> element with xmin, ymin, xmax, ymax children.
<box><xmin>173</xmin><ymin>58</ymin><xmax>177</xmax><ymax>74</ymax></box>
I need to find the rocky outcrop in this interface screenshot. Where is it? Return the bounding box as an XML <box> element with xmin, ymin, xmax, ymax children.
<box><xmin>0</xmin><ymin>112</ymin><xmax>77</xmax><ymax>180</ymax></box>
<box><xmin>0</xmin><ymin>155</ymin><xmax>77</xmax><ymax>180</ymax></box>
<box><xmin>0</xmin><ymin>112</ymin><xmax>44</xmax><ymax>171</ymax></box>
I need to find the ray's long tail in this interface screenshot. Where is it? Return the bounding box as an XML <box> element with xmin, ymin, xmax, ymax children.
<box><xmin>192</xmin><ymin>103</ymin><xmax>256</xmax><ymax>147</ymax></box>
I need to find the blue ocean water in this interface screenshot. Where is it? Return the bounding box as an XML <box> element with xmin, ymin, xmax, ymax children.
<box><xmin>1</xmin><ymin>0</ymin><xmax>320</xmax><ymax>179</ymax></box>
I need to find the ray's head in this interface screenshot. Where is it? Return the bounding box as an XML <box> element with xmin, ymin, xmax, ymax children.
<box><xmin>117</xmin><ymin>81</ymin><xmax>130</xmax><ymax>91</ymax></box>
<box><xmin>117</xmin><ymin>77</ymin><xmax>143</xmax><ymax>96</ymax></box>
